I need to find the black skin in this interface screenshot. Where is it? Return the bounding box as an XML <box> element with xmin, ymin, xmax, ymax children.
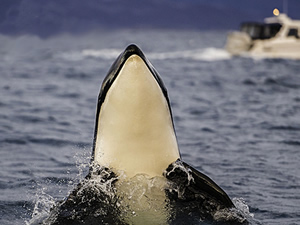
<box><xmin>46</xmin><ymin>160</ymin><xmax>241</xmax><ymax>225</ymax></box>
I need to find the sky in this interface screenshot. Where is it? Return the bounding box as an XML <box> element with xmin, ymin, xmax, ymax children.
<box><xmin>0</xmin><ymin>0</ymin><xmax>299</xmax><ymax>37</ymax></box>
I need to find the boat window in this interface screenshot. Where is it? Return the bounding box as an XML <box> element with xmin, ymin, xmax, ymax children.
<box><xmin>267</xmin><ymin>23</ymin><xmax>282</xmax><ymax>38</ymax></box>
<box><xmin>287</xmin><ymin>28</ymin><xmax>299</xmax><ymax>38</ymax></box>
<box><xmin>240</xmin><ymin>23</ymin><xmax>281</xmax><ymax>40</ymax></box>
<box><xmin>240</xmin><ymin>23</ymin><xmax>263</xmax><ymax>39</ymax></box>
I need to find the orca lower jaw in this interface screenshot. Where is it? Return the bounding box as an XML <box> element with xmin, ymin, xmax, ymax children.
<box><xmin>93</xmin><ymin>54</ymin><xmax>180</xmax><ymax>178</ymax></box>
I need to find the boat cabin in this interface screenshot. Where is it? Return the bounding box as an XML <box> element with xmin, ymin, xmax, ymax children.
<box><xmin>240</xmin><ymin>14</ymin><xmax>300</xmax><ymax>40</ymax></box>
<box><xmin>240</xmin><ymin>22</ymin><xmax>282</xmax><ymax>40</ymax></box>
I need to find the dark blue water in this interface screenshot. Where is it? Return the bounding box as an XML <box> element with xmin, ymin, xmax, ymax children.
<box><xmin>0</xmin><ymin>30</ymin><xmax>299</xmax><ymax>225</ymax></box>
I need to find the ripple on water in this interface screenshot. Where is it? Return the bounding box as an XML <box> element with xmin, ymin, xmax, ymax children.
<box><xmin>1</xmin><ymin>31</ymin><xmax>300</xmax><ymax>225</ymax></box>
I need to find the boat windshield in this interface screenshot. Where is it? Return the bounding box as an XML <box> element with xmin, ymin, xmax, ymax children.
<box><xmin>287</xmin><ymin>28</ymin><xmax>300</xmax><ymax>38</ymax></box>
<box><xmin>240</xmin><ymin>23</ymin><xmax>282</xmax><ymax>40</ymax></box>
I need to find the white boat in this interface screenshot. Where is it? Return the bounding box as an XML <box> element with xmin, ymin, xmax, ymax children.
<box><xmin>225</xmin><ymin>13</ymin><xmax>300</xmax><ymax>59</ymax></box>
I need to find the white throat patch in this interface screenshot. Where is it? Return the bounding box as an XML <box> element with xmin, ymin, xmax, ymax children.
<box><xmin>94</xmin><ymin>55</ymin><xmax>179</xmax><ymax>178</ymax></box>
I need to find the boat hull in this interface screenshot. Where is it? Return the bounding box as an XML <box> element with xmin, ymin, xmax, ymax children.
<box><xmin>226</xmin><ymin>31</ymin><xmax>300</xmax><ymax>59</ymax></box>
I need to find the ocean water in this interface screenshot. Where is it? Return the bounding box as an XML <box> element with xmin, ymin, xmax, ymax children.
<box><xmin>0</xmin><ymin>29</ymin><xmax>299</xmax><ymax>224</ymax></box>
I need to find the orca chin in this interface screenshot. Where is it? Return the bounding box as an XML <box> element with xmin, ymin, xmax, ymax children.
<box><xmin>46</xmin><ymin>44</ymin><xmax>248</xmax><ymax>225</ymax></box>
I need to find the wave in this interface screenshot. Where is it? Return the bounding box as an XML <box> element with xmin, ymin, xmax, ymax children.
<box><xmin>25</xmin><ymin>187</ymin><xmax>56</xmax><ymax>225</ymax></box>
<box><xmin>149</xmin><ymin>48</ymin><xmax>231</xmax><ymax>61</ymax></box>
<box><xmin>58</xmin><ymin>47</ymin><xmax>231</xmax><ymax>62</ymax></box>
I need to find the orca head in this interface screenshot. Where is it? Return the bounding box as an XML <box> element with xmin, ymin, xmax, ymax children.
<box><xmin>92</xmin><ymin>44</ymin><xmax>180</xmax><ymax>178</ymax></box>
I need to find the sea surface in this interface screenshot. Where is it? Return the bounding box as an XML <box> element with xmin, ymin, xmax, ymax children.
<box><xmin>0</xmin><ymin>29</ymin><xmax>299</xmax><ymax>225</ymax></box>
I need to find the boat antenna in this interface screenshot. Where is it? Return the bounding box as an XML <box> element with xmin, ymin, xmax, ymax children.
<box><xmin>283</xmin><ymin>0</ymin><xmax>288</xmax><ymax>14</ymax></box>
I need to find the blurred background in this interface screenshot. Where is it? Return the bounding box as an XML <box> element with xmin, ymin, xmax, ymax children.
<box><xmin>1</xmin><ymin>0</ymin><xmax>300</xmax><ymax>37</ymax></box>
<box><xmin>0</xmin><ymin>1</ymin><xmax>300</xmax><ymax>225</ymax></box>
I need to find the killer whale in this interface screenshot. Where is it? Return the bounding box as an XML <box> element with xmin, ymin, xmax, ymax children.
<box><xmin>92</xmin><ymin>45</ymin><xmax>180</xmax><ymax>178</ymax></box>
<box><xmin>46</xmin><ymin>44</ymin><xmax>246</xmax><ymax>224</ymax></box>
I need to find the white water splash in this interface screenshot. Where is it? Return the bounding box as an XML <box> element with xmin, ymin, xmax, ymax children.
<box><xmin>25</xmin><ymin>148</ymin><xmax>91</xmax><ymax>225</ymax></box>
<box><xmin>149</xmin><ymin>48</ymin><xmax>231</xmax><ymax>61</ymax></box>
<box><xmin>213</xmin><ymin>198</ymin><xmax>254</xmax><ymax>223</ymax></box>
<box><xmin>116</xmin><ymin>174</ymin><xmax>170</xmax><ymax>225</ymax></box>
<box><xmin>25</xmin><ymin>187</ymin><xmax>56</xmax><ymax>225</ymax></box>
<box><xmin>189</xmin><ymin>48</ymin><xmax>231</xmax><ymax>61</ymax></box>
<box><xmin>73</xmin><ymin>147</ymin><xmax>91</xmax><ymax>182</ymax></box>
<box><xmin>232</xmin><ymin>197</ymin><xmax>254</xmax><ymax>218</ymax></box>
<box><xmin>82</xmin><ymin>48</ymin><xmax>121</xmax><ymax>60</ymax></box>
